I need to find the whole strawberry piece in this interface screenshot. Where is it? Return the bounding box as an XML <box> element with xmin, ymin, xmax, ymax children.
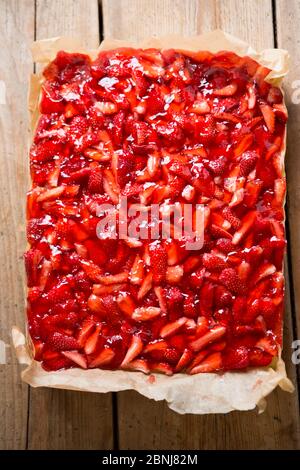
<box><xmin>149</xmin><ymin>242</ymin><xmax>168</xmax><ymax>285</ymax></box>
<box><xmin>219</xmin><ymin>268</ymin><xmax>245</xmax><ymax>295</ymax></box>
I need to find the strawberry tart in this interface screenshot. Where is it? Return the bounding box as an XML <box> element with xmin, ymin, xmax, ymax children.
<box><xmin>25</xmin><ymin>45</ymin><xmax>287</xmax><ymax>376</ymax></box>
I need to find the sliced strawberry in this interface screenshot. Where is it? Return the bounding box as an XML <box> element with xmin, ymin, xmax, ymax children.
<box><xmin>89</xmin><ymin>347</ymin><xmax>115</xmax><ymax>368</ymax></box>
<box><xmin>215</xmin><ymin>238</ymin><xmax>235</xmax><ymax>254</ymax></box>
<box><xmin>214</xmin><ymin>286</ymin><xmax>233</xmax><ymax>308</ymax></box>
<box><xmin>223</xmin><ymin>346</ymin><xmax>249</xmax><ymax>370</ymax></box>
<box><xmin>189</xmin><ymin>267</ymin><xmax>206</xmax><ymax>289</ymax></box>
<box><xmin>159</xmin><ymin>317</ymin><xmax>187</xmax><ymax>338</ymax></box>
<box><xmin>62</xmin><ymin>351</ymin><xmax>87</xmax><ymax>369</ymax></box>
<box><xmin>77</xmin><ymin>317</ymin><xmax>96</xmax><ymax>347</ymax></box>
<box><xmin>190</xmin><ymin>326</ymin><xmax>226</xmax><ymax>352</ymax></box>
<box><xmin>238</xmin><ymin>151</ymin><xmax>258</xmax><ymax>177</ymax></box>
<box><xmin>163</xmin><ymin>348</ymin><xmax>181</xmax><ymax>365</ymax></box>
<box><xmin>219</xmin><ymin>268</ymin><xmax>245</xmax><ymax>295</ymax></box>
<box><xmin>207</xmin><ymin>155</ymin><xmax>228</xmax><ymax>175</ymax></box>
<box><xmin>84</xmin><ymin>325</ymin><xmax>102</xmax><ymax>354</ymax></box>
<box><xmin>151</xmin><ymin>362</ymin><xmax>173</xmax><ymax>376</ymax></box>
<box><xmin>203</xmin><ymin>253</ymin><xmax>227</xmax><ymax>271</ymax></box>
<box><xmin>132</xmin><ymin>306</ymin><xmax>161</xmax><ymax>322</ymax></box>
<box><xmin>24</xmin><ymin>249</ymin><xmax>43</xmax><ymax>287</ymax></box>
<box><xmin>175</xmin><ymin>349</ymin><xmax>194</xmax><ymax>372</ymax></box>
<box><xmin>260</xmin><ymin>104</ymin><xmax>275</xmax><ymax>133</ymax></box>
<box><xmin>117</xmin><ymin>293</ymin><xmax>136</xmax><ymax>316</ymax></box>
<box><xmin>87</xmin><ymin>167</ymin><xmax>103</xmax><ymax>193</ymax></box>
<box><xmin>149</xmin><ymin>242</ymin><xmax>168</xmax><ymax>284</ymax></box>
<box><xmin>42</xmin><ymin>355</ymin><xmax>73</xmax><ymax>371</ymax></box>
<box><xmin>183</xmin><ymin>293</ymin><xmax>197</xmax><ymax>318</ymax></box>
<box><xmin>121</xmin><ymin>335</ymin><xmax>143</xmax><ymax>366</ymax></box>
<box><xmin>189</xmin><ymin>352</ymin><xmax>222</xmax><ymax>374</ymax></box>
<box><xmin>115</xmin><ymin>150</ymin><xmax>135</xmax><ymax>187</ymax></box>
<box><xmin>232</xmin><ymin>211</ymin><xmax>256</xmax><ymax>245</ymax></box>
<box><xmin>248</xmin><ymin>347</ymin><xmax>273</xmax><ymax>367</ymax></box>
<box><xmin>47</xmin><ymin>332</ymin><xmax>79</xmax><ymax>351</ymax></box>
<box><xmin>31</xmin><ymin>139</ymin><xmax>63</xmax><ymax>163</ymax></box>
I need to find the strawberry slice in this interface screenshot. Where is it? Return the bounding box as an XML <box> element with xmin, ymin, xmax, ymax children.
<box><xmin>223</xmin><ymin>347</ymin><xmax>250</xmax><ymax>370</ymax></box>
<box><xmin>77</xmin><ymin>317</ymin><xmax>96</xmax><ymax>347</ymax></box>
<box><xmin>89</xmin><ymin>347</ymin><xmax>115</xmax><ymax>368</ymax></box>
<box><xmin>190</xmin><ymin>326</ymin><xmax>226</xmax><ymax>352</ymax></box>
<box><xmin>24</xmin><ymin>249</ymin><xmax>43</xmax><ymax>287</ymax></box>
<box><xmin>149</xmin><ymin>242</ymin><xmax>168</xmax><ymax>284</ymax></box>
<box><xmin>232</xmin><ymin>211</ymin><xmax>256</xmax><ymax>245</ymax></box>
<box><xmin>183</xmin><ymin>293</ymin><xmax>197</xmax><ymax>318</ymax></box>
<box><xmin>123</xmin><ymin>358</ymin><xmax>150</xmax><ymax>374</ymax></box>
<box><xmin>151</xmin><ymin>362</ymin><xmax>173</xmax><ymax>376</ymax></box>
<box><xmin>175</xmin><ymin>349</ymin><xmax>194</xmax><ymax>372</ymax></box>
<box><xmin>239</xmin><ymin>151</ymin><xmax>258</xmax><ymax>177</ymax></box>
<box><xmin>132</xmin><ymin>307</ymin><xmax>161</xmax><ymax>322</ymax></box>
<box><xmin>42</xmin><ymin>355</ymin><xmax>73</xmax><ymax>371</ymax></box>
<box><xmin>203</xmin><ymin>253</ymin><xmax>227</xmax><ymax>271</ymax></box>
<box><xmin>159</xmin><ymin>317</ymin><xmax>188</xmax><ymax>338</ymax></box>
<box><xmin>219</xmin><ymin>268</ymin><xmax>245</xmax><ymax>295</ymax></box>
<box><xmin>87</xmin><ymin>167</ymin><xmax>103</xmax><ymax>193</ymax></box>
<box><xmin>207</xmin><ymin>156</ymin><xmax>228</xmax><ymax>175</ymax></box>
<box><xmin>121</xmin><ymin>335</ymin><xmax>143</xmax><ymax>366</ymax></box>
<box><xmin>48</xmin><ymin>332</ymin><xmax>79</xmax><ymax>351</ymax></box>
<box><xmin>117</xmin><ymin>293</ymin><xmax>136</xmax><ymax>316</ymax></box>
<box><xmin>260</xmin><ymin>104</ymin><xmax>275</xmax><ymax>133</ymax></box>
<box><xmin>62</xmin><ymin>351</ymin><xmax>87</xmax><ymax>369</ymax></box>
<box><xmin>84</xmin><ymin>325</ymin><xmax>102</xmax><ymax>355</ymax></box>
<box><xmin>189</xmin><ymin>352</ymin><xmax>222</xmax><ymax>374</ymax></box>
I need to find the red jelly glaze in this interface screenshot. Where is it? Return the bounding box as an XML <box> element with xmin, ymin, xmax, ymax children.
<box><xmin>25</xmin><ymin>48</ymin><xmax>287</xmax><ymax>374</ymax></box>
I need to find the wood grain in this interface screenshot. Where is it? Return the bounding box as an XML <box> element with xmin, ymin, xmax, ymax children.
<box><xmin>0</xmin><ymin>0</ymin><xmax>35</xmax><ymax>450</ymax></box>
<box><xmin>276</xmin><ymin>0</ymin><xmax>300</xmax><ymax>369</ymax></box>
<box><xmin>102</xmin><ymin>0</ymin><xmax>273</xmax><ymax>50</ymax></box>
<box><xmin>103</xmin><ymin>0</ymin><xmax>300</xmax><ymax>450</ymax></box>
<box><xmin>27</xmin><ymin>0</ymin><xmax>114</xmax><ymax>450</ymax></box>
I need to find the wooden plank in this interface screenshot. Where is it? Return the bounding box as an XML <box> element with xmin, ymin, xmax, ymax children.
<box><xmin>275</xmin><ymin>0</ymin><xmax>300</xmax><ymax>365</ymax></box>
<box><xmin>102</xmin><ymin>0</ymin><xmax>300</xmax><ymax>450</ymax></box>
<box><xmin>0</xmin><ymin>0</ymin><xmax>35</xmax><ymax>450</ymax></box>
<box><xmin>27</xmin><ymin>0</ymin><xmax>114</xmax><ymax>450</ymax></box>
<box><xmin>28</xmin><ymin>389</ymin><xmax>114</xmax><ymax>450</ymax></box>
<box><xmin>35</xmin><ymin>0</ymin><xmax>100</xmax><ymax>48</ymax></box>
<box><xmin>102</xmin><ymin>0</ymin><xmax>273</xmax><ymax>49</ymax></box>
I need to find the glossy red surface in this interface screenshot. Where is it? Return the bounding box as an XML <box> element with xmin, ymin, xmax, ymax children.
<box><xmin>25</xmin><ymin>47</ymin><xmax>287</xmax><ymax>374</ymax></box>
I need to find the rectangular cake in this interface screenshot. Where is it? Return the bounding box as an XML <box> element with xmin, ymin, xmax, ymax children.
<box><xmin>25</xmin><ymin>44</ymin><xmax>287</xmax><ymax>376</ymax></box>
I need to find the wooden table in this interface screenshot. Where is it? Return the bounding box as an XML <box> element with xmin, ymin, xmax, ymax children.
<box><xmin>1</xmin><ymin>0</ymin><xmax>300</xmax><ymax>450</ymax></box>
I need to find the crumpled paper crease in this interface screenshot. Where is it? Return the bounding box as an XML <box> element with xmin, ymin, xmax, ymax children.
<box><xmin>14</xmin><ymin>29</ymin><xmax>293</xmax><ymax>415</ymax></box>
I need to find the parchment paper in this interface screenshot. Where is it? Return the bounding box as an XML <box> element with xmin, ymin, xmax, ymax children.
<box><xmin>13</xmin><ymin>30</ymin><xmax>294</xmax><ymax>415</ymax></box>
